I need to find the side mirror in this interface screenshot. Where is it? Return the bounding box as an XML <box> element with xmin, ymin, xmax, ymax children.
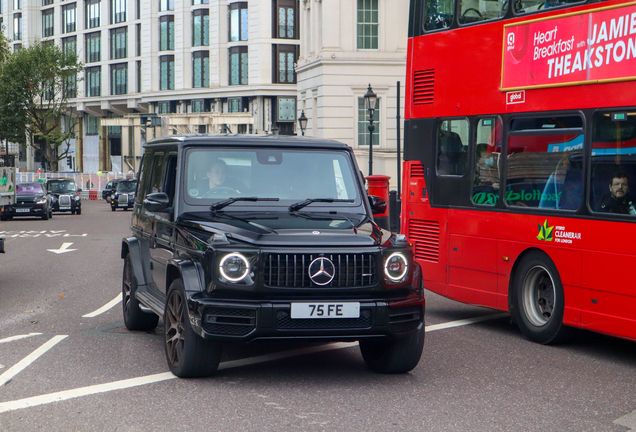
<box><xmin>368</xmin><ymin>195</ymin><xmax>387</xmax><ymax>215</ymax></box>
<box><xmin>76</xmin><ymin>188</ymin><xmax>82</xmax><ymax>193</ymax></box>
<box><xmin>144</xmin><ymin>192</ymin><xmax>170</xmax><ymax>212</ymax></box>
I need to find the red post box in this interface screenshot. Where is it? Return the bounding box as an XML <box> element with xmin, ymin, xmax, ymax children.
<box><xmin>366</xmin><ymin>174</ymin><xmax>390</xmax><ymax>230</ymax></box>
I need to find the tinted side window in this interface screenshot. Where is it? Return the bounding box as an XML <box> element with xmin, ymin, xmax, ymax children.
<box><xmin>473</xmin><ymin>117</ymin><xmax>502</xmax><ymax>206</ymax></box>
<box><xmin>150</xmin><ymin>153</ymin><xmax>165</xmax><ymax>194</ymax></box>
<box><xmin>591</xmin><ymin>111</ymin><xmax>636</xmax><ymax>215</ymax></box>
<box><xmin>505</xmin><ymin>115</ymin><xmax>583</xmax><ymax>210</ymax></box>
<box><xmin>137</xmin><ymin>153</ymin><xmax>153</xmax><ymax>201</ymax></box>
<box><xmin>423</xmin><ymin>0</ymin><xmax>454</xmax><ymax>31</ymax></box>
<box><xmin>164</xmin><ymin>154</ymin><xmax>178</xmax><ymax>207</ymax></box>
<box><xmin>437</xmin><ymin>118</ymin><xmax>469</xmax><ymax>176</ymax></box>
<box><xmin>459</xmin><ymin>0</ymin><xmax>505</xmax><ymax>25</ymax></box>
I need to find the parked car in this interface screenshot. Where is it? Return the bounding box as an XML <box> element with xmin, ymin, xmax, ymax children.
<box><xmin>121</xmin><ymin>135</ymin><xmax>425</xmax><ymax>378</ymax></box>
<box><xmin>0</xmin><ymin>182</ymin><xmax>52</xmax><ymax>220</ymax></box>
<box><xmin>111</xmin><ymin>180</ymin><xmax>138</xmax><ymax>211</ymax></box>
<box><xmin>47</xmin><ymin>178</ymin><xmax>82</xmax><ymax>215</ymax></box>
<box><xmin>102</xmin><ymin>179</ymin><xmax>123</xmax><ymax>202</ymax></box>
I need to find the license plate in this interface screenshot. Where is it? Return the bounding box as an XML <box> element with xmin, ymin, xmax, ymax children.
<box><xmin>60</xmin><ymin>206</ymin><xmax>70</xmax><ymax>210</ymax></box>
<box><xmin>15</xmin><ymin>208</ymin><xmax>29</xmax><ymax>213</ymax></box>
<box><xmin>119</xmin><ymin>203</ymin><xmax>127</xmax><ymax>206</ymax></box>
<box><xmin>291</xmin><ymin>302</ymin><xmax>360</xmax><ymax>319</ymax></box>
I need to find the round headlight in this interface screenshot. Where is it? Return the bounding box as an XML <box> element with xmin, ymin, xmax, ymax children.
<box><xmin>219</xmin><ymin>253</ymin><xmax>250</xmax><ymax>282</ymax></box>
<box><xmin>74</xmin><ymin>195</ymin><xmax>80</xmax><ymax>201</ymax></box>
<box><xmin>385</xmin><ymin>252</ymin><xmax>409</xmax><ymax>281</ymax></box>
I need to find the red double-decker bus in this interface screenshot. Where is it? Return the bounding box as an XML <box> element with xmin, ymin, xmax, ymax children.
<box><xmin>403</xmin><ymin>0</ymin><xmax>636</xmax><ymax>343</ymax></box>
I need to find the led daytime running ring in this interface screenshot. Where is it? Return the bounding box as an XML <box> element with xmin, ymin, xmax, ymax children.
<box><xmin>384</xmin><ymin>252</ymin><xmax>409</xmax><ymax>281</ymax></box>
<box><xmin>219</xmin><ymin>252</ymin><xmax>250</xmax><ymax>282</ymax></box>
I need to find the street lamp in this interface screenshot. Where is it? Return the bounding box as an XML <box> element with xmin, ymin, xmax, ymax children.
<box><xmin>298</xmin><ymin>110</ymin><xmax>308</xmax><ymax>136</ymax></box>
<box><xmin>364</xmin><ymin>84</ymin><xmax>377</xmax><ymax>176</ymax></box>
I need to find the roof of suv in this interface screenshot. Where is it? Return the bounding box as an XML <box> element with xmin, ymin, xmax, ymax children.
<box><xmin>144</xmin><ymin>134</ymin><xmax>350</xmax><ymax>150</ymax></box>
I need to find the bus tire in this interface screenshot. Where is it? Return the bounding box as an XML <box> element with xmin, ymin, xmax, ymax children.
<box><xmin>359</xmin><ymin>326</ymin><xmax>425</xmax><ymax>374</ymax></box>
<box><xmin>512</xmin><ymin>251</ymin><xmax>572</xmax><ymax>344</ymax></box>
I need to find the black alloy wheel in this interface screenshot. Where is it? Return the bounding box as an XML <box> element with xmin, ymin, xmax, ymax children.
<box><xmin>122</xmin><ymin>254</ymin><xmax>159</xmax><ymax>331</ymax></box>
<box><xmin>164</xmin><ymin>278</ymin><xmax>222</xmax><ymax>378</ymax></box>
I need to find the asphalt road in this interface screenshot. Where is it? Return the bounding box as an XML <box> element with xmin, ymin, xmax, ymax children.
<box><xmin>1</xmin><ymin>200</ymin><xmax>636</xmax><ymax>432</ymax></box>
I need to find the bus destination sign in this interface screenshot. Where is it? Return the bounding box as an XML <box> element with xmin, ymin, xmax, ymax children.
<box><xmin>502</xmin><ymin>3</ymin><xmax>636</xmax><ymax>90</ymax></box>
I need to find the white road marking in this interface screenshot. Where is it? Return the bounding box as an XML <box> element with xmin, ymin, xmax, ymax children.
<box><xmin>425</xmin><ymin>313</ymin><xmax>509</xmax><ymax>332</ymax></box>
<box><xmin>47</xmin><ymin>243</ymin><xmax>77</xmax><ymax>254</ymax></box>
<box><xmin>0</xmin><ymin>313</ymin><xmax>505</xmax><ymax>413</ymax></box>
<box><xmin>82</xmin><ymin>295</ymin><xmax>122</xmax><ymax>318</ymax></box>
<box><xmin>0</xmin><ymin>333</ymin><xmax>42</xmax><ymax>344</ymax></box>
<box><xmin>614</xmin><ymin>409</ymin><xmax>636</xmax><ymax>431</ymax></box>
<box><xmin>0</xmin><ymin>335</ymin><xmax>68</xmax><ymax>387</ymax></box>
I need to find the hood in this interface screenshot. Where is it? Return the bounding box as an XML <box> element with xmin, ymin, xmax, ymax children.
<box><xmin>17</xmin><ymin>193</ymin><xmax>46</xmax><ymax>203</ymax></box>
<box><xmin>177</xmin><ymin>211</ymin><xmax>388</xmax><ymax>247</ymax></box>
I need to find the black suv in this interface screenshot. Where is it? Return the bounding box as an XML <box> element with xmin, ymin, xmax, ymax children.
<box><xmin>47</xmin><ymin>178</ymin><xmax>82</xmax><ymax>214</ymax></box>
<box><xmin>121</xmin><ymin>135</ymin><xmax>424</xmax><ymax>378</ymax></box>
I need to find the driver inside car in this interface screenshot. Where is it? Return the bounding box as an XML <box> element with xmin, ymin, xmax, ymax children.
<box><xmin>191</xmin><ymin>158</ymin><xmax>242</xmax><ymax>197</ymax></box>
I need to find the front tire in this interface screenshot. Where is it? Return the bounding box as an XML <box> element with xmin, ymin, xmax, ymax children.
<box><xmin>359</xmin><ymin>326</ymin><xmax>425</xmax><ymax>374</ymax></box>
<box><xmin>164</xmin><ymin>278</ymin><xmax>222</xmax><ymax>378</ymax></box>
<box><xmin>111</xmin><ymin>206</ymin><xmax>116</xmax><ymax>211</ymax></box>
<box><xmin>41</xmin><ymin>211</ymin><xmax>49</xmax><ymax>220</ymax></box>
<box><xmin>511</xmin><ymin>251</ymin><xmax>572</xmax><ymax>344</ymax></box>
<box><xmin>76</xmin><ymin>206</ymin><xmax>82</xmax><ymax>215</ymax></box>
<box><xmin>122</xmin><ymin>254</ymin><xmax>159</xmax><ymax>331</ymax></box>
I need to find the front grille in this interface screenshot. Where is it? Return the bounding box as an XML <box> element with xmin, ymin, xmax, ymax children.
<box><xmin>389</xmin><ymin>305</ymin><xmax>422</xmax><ymax>333</ymax></box>
<box><xmin>119</xmin><ymin>194</ymin><xmax>129</xmax><ymax>204</ymax></box>
<box><xmin>263</xmin><ymin>253</ymin><xmax>378</xmax><ymax>288</ymax></box>
<box><xmin>59</xmin><ymin>195</ymin><xmax>72</xmax><ymax>207</ymax></box>
<box><xmin>277</xmin><ymin>309</ymin><xmax>372</xmax><ymax>329</ymax></box>
<box><xmin>201</xmin><ymin>307</ymin><xmax>256</xmax><ymax>336</ymax></box>
<box><xmin>408</xmin><ymin>220</ymin><xmax>440</xmax><ymax>263</ymax></box>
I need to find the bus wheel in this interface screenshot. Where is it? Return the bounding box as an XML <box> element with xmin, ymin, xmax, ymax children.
<box><xmin>512</xmin><ymin>251</ymin><xmax>571</xmax><ymax>344</ymax></box>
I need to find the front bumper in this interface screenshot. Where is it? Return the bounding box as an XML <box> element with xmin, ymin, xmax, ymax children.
<box><xmin>1</xmin><ymin>204</ymin><xmax>47</xmax><ymax>216</ymax></box>
<box><xmin>187</xmin><ymin>295</ymin><xmax>424</xmax><ymax>342</ymax></box>
<box><xmin>52</xmin><ymin>199</ymin><xmax>80</xmax><ymax>212</ymax></box>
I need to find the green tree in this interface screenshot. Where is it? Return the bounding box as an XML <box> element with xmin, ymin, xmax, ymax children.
<box><xmin>0</xmin><ymin>40</ymin><xmax>83</xmax><ymax>171</ymax></box>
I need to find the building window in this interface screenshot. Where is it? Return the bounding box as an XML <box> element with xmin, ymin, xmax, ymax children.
<box><xmin>159</xmin><ymin>0</ymin><xmax>173</xmax><ymax>12</ymax></box>
<box><xmin>62</xmin><ymin>36</ymin><xmax>77</xmax><ymax>56</ymax></box>
<box><xmin>136</xmin><ymin>60</ymin><xmax>141</xmax><ymax>92</ymax></box>
<box><xmin>192</xmin><ymin>51</ymin><xmax>209</xmax><ymax>88</ymax></box>
<box><xmin>229</xmin><ymin>2</ymin><xmax>247</xmax><ymax>42</ymax></box>
<box><xmin>64</xmin><ymin>75</ymin><xmax>77</xmax><ymax>99</ymax></box>
<box><xmin>86</xmin><ymin>0</ymin><xmax>101</xmax><ymax>29</ymax></box>
<box><xmin>159</xmin><ymin>15</ymin><xmax>174</xmax><ymax>51</ymax></box>
<box><xmin>191</xmin><ymin>99</ymin><xmax>204</xmax><ymax>112</ymax></box>
<box><xmin>42</xmin><ymin>0</ymin><xmax>53</xmax><ymax>6</ymax></box>
<box><xmin>192</xmin><ymin>0</ymin><xmax>208</xmax><ymax>4</ymax></box>
<box><xmin>136</xmin><ymin>0</ymin><xmax>140</xmax><ymax>19</ymax></box>
<box><xmin>357</xmin><ymin>0</ymin><xmax>379</xmax><ymax>50</ymax></box>
<box><xmin>13</xmin><ymin>0</ymin><xmax>20</xmax><ymax>10</ymax></box>
<box><xmin>13</xmin><ymin>13</ymin><xmax>21</xmax><ymax>41</ymax></box>
<box><xmin>136</xmin><ymin>23</ymin><xmax>141</xmax><ymax>56</ymax></box>
<box><xmin>85</xmin><ymin>31</ymin><xmax>101</xmax><ymax>63</ymax></box>
<box><xmin>111</xmin><ymin>63</ymin><xmax>127</xmax><ymax>95</ymax></box>
<box><xmin>13</xmin><ymin>43</ymin><xmax>21</xmax><ymax>53</ymax></box>
<box><xmin>110</xmin><ymin>27</ymin><xmax>127</xmax><ymax>59</ymax></box>
<box><xmin>274</xmin><ymin>0</ymin><xmax>297</xmax><ymax>39</ymax></box>
<box><xmin>229</xmin><ymin>46</ymin><xmax>247</xmax><ymax>85</ymax></box>
<box><xmin>192</xmin><ymin>9</ymin><xmax>209</xmax><ymax>46</ymax></box>
<box><xmin>62</xmin><ymin>3</ymin><xmax>77</xmax><ymax>33</ymax></box>
<box><xmin>111</xmin><ymin>0</ymin><xmax>126</xmax><ymax>24</ymax></box>
<box><xmin>357</xmin><ymin>97</ymin><xmax>380</xmax><ymax>146</ymax></box>
<box><xmin>157</xmin><ymin>101</ymin><xmax>170</xmax><ymax>113</ymax></box>
<box><xmin>86</xmin><ymin>66</ymin><xmax>101</xmax><ymax>97</ymax></box>
<box><xmin>228</xmin><ymin>98</ymin><xmax>241</xmax><ymax>113</ymax></box>
<box><xmin>159</xmin><ymin>55</ymin><xmax>174</xmax><ymax>90</ymax></box>
<box><xmin>42</xmin><ymin>9</ymin><xmax>54</xmax><ymax>37</ymax></box>
<box><xmin>85</xmin><ymin>114</ymin><xmax>99</xmax><ymax>135</ymax></box>
<box><xmin>273</xmin><ymin>44</ymin><xmax>297</xmax><ymax>84</ymax></box>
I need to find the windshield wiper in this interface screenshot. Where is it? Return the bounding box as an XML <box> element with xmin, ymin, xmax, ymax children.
<box><xmin>289</xmin><ymin>198</ymin><xmax>354</xmax><ymax>212</ymax></box>
<box><xmin>210</xmin><ymin>197</ymin><xmax>279</xmax><ymax>213</ymax></box>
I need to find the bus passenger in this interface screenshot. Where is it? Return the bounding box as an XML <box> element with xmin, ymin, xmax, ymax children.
<box><xmin>599</xmin><ymin>170</ymin><xmax>636</xmax><ymax>214</ymax></box>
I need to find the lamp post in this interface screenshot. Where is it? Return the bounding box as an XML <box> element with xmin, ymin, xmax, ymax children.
<box><xmin>364</xmin><ymin>84</ymin><xmax>377</xmax><ymax>176</ymax></box>
<box><xmin>298</xmin><ymin>110</ymin><xmax>308</xmax><ymax>136</ymax></box>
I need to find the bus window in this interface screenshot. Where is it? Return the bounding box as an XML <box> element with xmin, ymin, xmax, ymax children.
<box><xmin>459</xmin><ymin>0</ymin><xmax>506</xmax><ymax>24</ymax></box>
<box><xmin>473</xmin><ymin>117</ymin><xmax>502</xmax><ymax>205</ymax></box>
<box><xmin>505</xmin><ymin>115</ymin><xmax>583</xmax><ymax>209</ymax></box>
<box><xmin>591</xmin><ymin>111</ymin><xmax>636</xmax><ymax>214</ymax></box>
<box><xmin>423</xmin><ymin>0</ymin><xmax>454</xmax><ymax>31</ymax></box>
<box><xmin>437</xmin><ymin>118</ymin><xmax>469</xmax><ymax>176</ymax></box>
<box><xmin>514</xmin><ymin>0</ymin><xmax>583</xmax><ymax>14</ymax></box>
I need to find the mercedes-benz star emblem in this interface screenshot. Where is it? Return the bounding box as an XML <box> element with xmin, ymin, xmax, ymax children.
<box><xmin>308</xmin><ymin>257</ymin><xmax>335</xmax><ymax>286</ymax></box>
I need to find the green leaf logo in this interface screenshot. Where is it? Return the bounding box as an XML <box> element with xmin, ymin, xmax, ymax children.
<box><xmin>537</xmin><ymin>219</ymin><xmax>553</xmax><ymax>241</ymax></box>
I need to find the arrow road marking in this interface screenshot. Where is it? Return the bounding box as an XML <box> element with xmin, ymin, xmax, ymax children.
<box><xmin>47</xmin><ymin>243</ymin><xmax>77</xmax><ymax>254</ymax></box>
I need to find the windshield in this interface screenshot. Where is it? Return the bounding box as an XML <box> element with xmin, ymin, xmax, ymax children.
<box><xmin>185</xmin><ymin>148</ymin><xmax>360</xmax><ymax>208</ymax></box>
<box><xmin>17</xmin><ymin>183</ymin><xmax>44</xmax><ymax>194</ymax></box>
<box><xmin>117</xmin><ymin>181</ymin><xmax>137</xmax><ymax>192</ymax></box>
<box><xmin>48</xmin><ymin>181</ymin><xmax>76</xmax><ymax>193</ymax></box>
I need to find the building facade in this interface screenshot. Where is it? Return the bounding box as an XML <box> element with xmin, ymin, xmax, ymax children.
<box><xmin>296</xmin><ymin>0</ymin><xmax>408</xmax><ymax>187</ymax></box>
<box><xmin>2</xmin><ymin>0</ymin><xmax>301</xmax><ymax>173</ymax></box>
